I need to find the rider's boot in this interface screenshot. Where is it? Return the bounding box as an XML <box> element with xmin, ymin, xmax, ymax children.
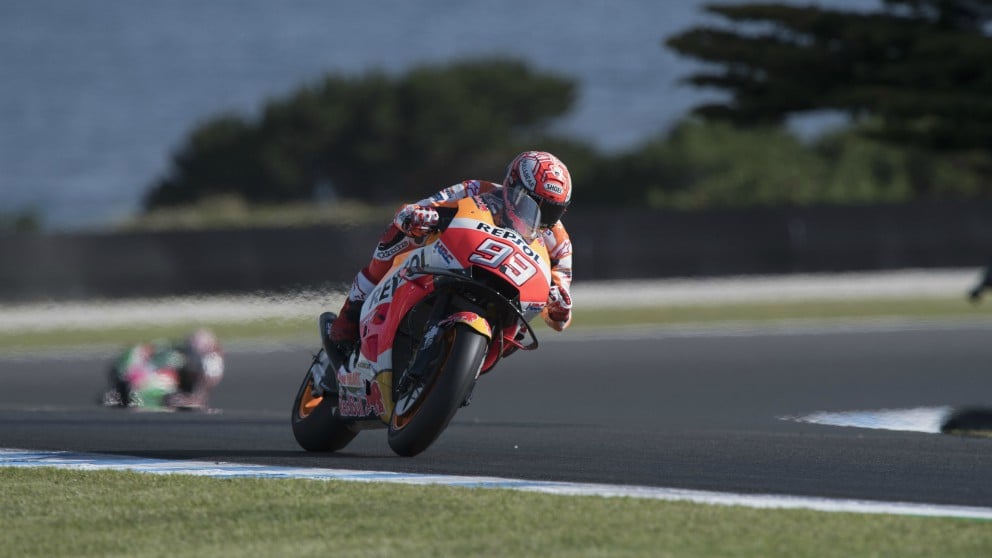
<box><xmin>328</xmin><ymin>270</ymin><xmax>378</xmax><ymax>349</ymax></box>
<box><xmin>328</xmin><ymin>297</ymin><xmax>362</xmax><ymax>348</ymax></box>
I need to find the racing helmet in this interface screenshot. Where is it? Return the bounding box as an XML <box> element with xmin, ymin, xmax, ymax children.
<box><xmin>502</xmin><ymin>151</ymin><xmax>572</xmax><ymax>228</ymax></box>
<box><xmin>184</xmin><ymin>328</ymin><xmax>224</xmax><ymax>387</ymax></box>
<box><xmin>186</xmin><ymin>328</ymin><xmax>220</xmax><ymax>356</ymax></box>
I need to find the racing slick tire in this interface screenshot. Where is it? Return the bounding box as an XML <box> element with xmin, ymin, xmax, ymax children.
<box><xmin>291</xmin><ymin>349</ymin><xmax>358</xmax><ymax>452</ymax></box>
<box><xmin>387</xmin><ymin>324</ymin><xmax>487</xmax><ymax>457</ymax></box>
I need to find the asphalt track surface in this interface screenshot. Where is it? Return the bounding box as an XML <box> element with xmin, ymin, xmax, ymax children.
<box><xmin>2</xmin><ymin>322</ymin><xmax>992</xmax><ymax>508</ymax></box>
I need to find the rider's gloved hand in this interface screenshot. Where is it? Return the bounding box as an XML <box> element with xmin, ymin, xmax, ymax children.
<box><xmin>395</xmin><ymin>204</ymin><xmax>440</xmax><ymax>237</ymax></box>
<box><xmin>545</xmin><ymin>284</ymin><xmax>572</xmax><ymax>330</ymax></box>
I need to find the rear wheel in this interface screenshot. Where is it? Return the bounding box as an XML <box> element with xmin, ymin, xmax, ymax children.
<box><xmin>387</xmin><ymin>324</ymin><xmax>488</xmax><ymax>457</ymax></box>
<box><xmin>291</xmin><ymin>350</ymin><xmax>358</xmax><ymax>452</ymax></box>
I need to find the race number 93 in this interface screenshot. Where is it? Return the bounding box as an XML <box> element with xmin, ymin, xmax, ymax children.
<box><xmin>468</xmin><ymin>238</ymin><xmax>537</xmax><ymax>286</ymax></box>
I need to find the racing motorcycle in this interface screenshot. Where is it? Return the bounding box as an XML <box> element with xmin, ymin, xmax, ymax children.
<box><xmin>101</xmin><ymin>332</ymin><xmax>224</xmax><ymax>410</ymax></box>
<box><xmin>291</xmin><ymin>189</ymin><xmax>552</xmax><ymax>456</ymax></box>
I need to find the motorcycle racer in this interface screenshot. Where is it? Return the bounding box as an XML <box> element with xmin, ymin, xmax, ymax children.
<box><xmin>103</xmin><ymin>328</ymin><xmax>225</xmax><ymax>410</ymax></box>
<box><xmin>328</xmin><ymin>150</ymin><xmax>574</xmax><ymax>348</ymax></box>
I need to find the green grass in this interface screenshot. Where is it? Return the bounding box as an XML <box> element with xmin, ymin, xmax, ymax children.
<box><xmin>0</xmin><ymin>318</ymin><xmax>316</xmax><ymax>353</ymax></box>
<box><xmin>576</xmin><ymin>296</ymin><xmax>989</xmax><ymax>328</ymax></box>
<box><xmin>4</xmin><ymin>300</ymin><xmax>991</xmax><ymax>556</ymax></box>
<box><xmin>1</xmin><ymin>296</ymin><xmax>987</xmax><ymax>353</ymax></box>
<box><xmin>2</xmin><ymin>468</ymin><xmax>990</xmax><ymax>558</ymax></box>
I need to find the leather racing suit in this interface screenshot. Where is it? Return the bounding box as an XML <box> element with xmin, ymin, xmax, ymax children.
<box><xmin>342</xmin><ymin>179</ymin><xmax>574</xmax><ymax>334</ymax></box>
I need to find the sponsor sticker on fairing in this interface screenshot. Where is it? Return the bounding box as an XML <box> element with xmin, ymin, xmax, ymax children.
<box><xmin>376</xmin><ymin>238</ymin><xmax>411</xmax><ymax>259</ymax></box>
<box><xmin>434</xmin><ymin>241</ymin><xmax>455</xmax><ymax>265</ymax></box>
<box><xmin>472</xmin><ymin>223</ymin><xmax>544</xmax><ymax>266</ymax></box>
<box><xmin>364</xmin><ymin>379</ymin><xmax>386</xmax><ymax>416</ymax></box>
<box><xmin>337</xmin><ymin>371</ymin><xmax>364</xmax><ymax>388</ymax></box>
<box><xmin>522</xmin><ymin>301</ymin><xmax>547</xmax><ymax>314</ymax></box>
<box><xmin>338</xmin><ymin>396</ymin><xmax>367</xmax><ymax>417</ymax></box>
<box><xmin>367</xmin><ymin>251</ymin><xmax>425</xmax><ymax>306</ymax></box>
<box><xmin>337</xmin><ymin>380</ymin><xmax>386</xmax><ymax>418</ymax></box>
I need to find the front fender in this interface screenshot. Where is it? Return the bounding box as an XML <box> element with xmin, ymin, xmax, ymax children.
<box><xmin>439</xmin><ymin>311</ymin><xmax>493</xmax><ymax>341</ymax></box>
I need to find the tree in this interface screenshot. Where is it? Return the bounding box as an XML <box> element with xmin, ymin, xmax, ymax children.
<box><xmin>144</xmin><ymin>59</ymin><xmax>581</xmax><ymax>209</ymax></box>
<box><xmin>665</xmin><ymin>1</ymin><xmax>992</xmax><ymax>153</ymax></box>
<box><xmin>584</xmin><ymin>119</ymin><xmax>985</xmax><ymax>209</ymax></box>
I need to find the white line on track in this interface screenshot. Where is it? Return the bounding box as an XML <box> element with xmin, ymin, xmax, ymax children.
<box><xmin>2</xmin><ymin>448</ymin><xmax>991</xmax><ymax>520</ymax></box>
<box><xmin>781</xmin><ymin>406</ymin><xmax>952</xmax><ymax>434</ymax></box>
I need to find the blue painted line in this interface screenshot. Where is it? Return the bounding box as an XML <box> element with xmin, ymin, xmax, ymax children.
<box><xmin>3</xmin><ymin>448</ymin><xmax>992</xmax><ymax>520</ymax></box>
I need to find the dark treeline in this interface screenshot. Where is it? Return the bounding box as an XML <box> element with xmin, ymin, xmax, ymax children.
<box><xmin>145</xmin><ymin>0</ymin><xmax>992</xmax><ymax>213</ymax></box>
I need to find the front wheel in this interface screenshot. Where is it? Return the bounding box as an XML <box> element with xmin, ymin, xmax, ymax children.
<box><xmin>387</xmin><ymin>324</ymin><xmax>488</xmax><ymax>457</ymax></box>
<box><xmin>291</xmin><ymin>349</ymin><xmax>358</xmax><ymax>452</ymax></box>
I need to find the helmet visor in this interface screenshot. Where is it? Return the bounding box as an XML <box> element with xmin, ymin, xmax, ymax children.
<box><xmin>502</xmin><ymin>186</ymin><xmax>543</xmax><ymax>241</ymax></box>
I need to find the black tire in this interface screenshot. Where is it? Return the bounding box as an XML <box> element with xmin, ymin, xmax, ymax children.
<box><xmin>387</xmin><ymin>324</ymin><xmax>488</xmax><ymax>457</ymax></box>
<box><xmin>291</xmin><ymin>350</ymin><xmax>358</xmax><ymax>452</ymax></box>
<box><xmin>941</xmin><ymin>406</ymin><xmax>992</xmax><ymax>434</ymax></box>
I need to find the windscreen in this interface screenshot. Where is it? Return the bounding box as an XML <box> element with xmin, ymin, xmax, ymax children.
<box><xmin>501</xmin><ymin>185</ymin><xmax>543</xmax><ymax>241</ymax></box>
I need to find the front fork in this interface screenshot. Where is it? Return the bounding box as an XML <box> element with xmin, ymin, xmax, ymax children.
<box><xmin>394</xmin><ymin>286</ymin><xmax>493</xmax><ymax>402</ymax></box>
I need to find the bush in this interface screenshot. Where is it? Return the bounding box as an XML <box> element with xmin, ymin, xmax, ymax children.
<box><xmin>144</xmin><ymin>58</ymin><xmax>992</xmax><ymax>217</ymax></box>
<box><xmin>145</xmin><ymin>58</ymin><xmax>584</xmax><ymax>210</ymax></box>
